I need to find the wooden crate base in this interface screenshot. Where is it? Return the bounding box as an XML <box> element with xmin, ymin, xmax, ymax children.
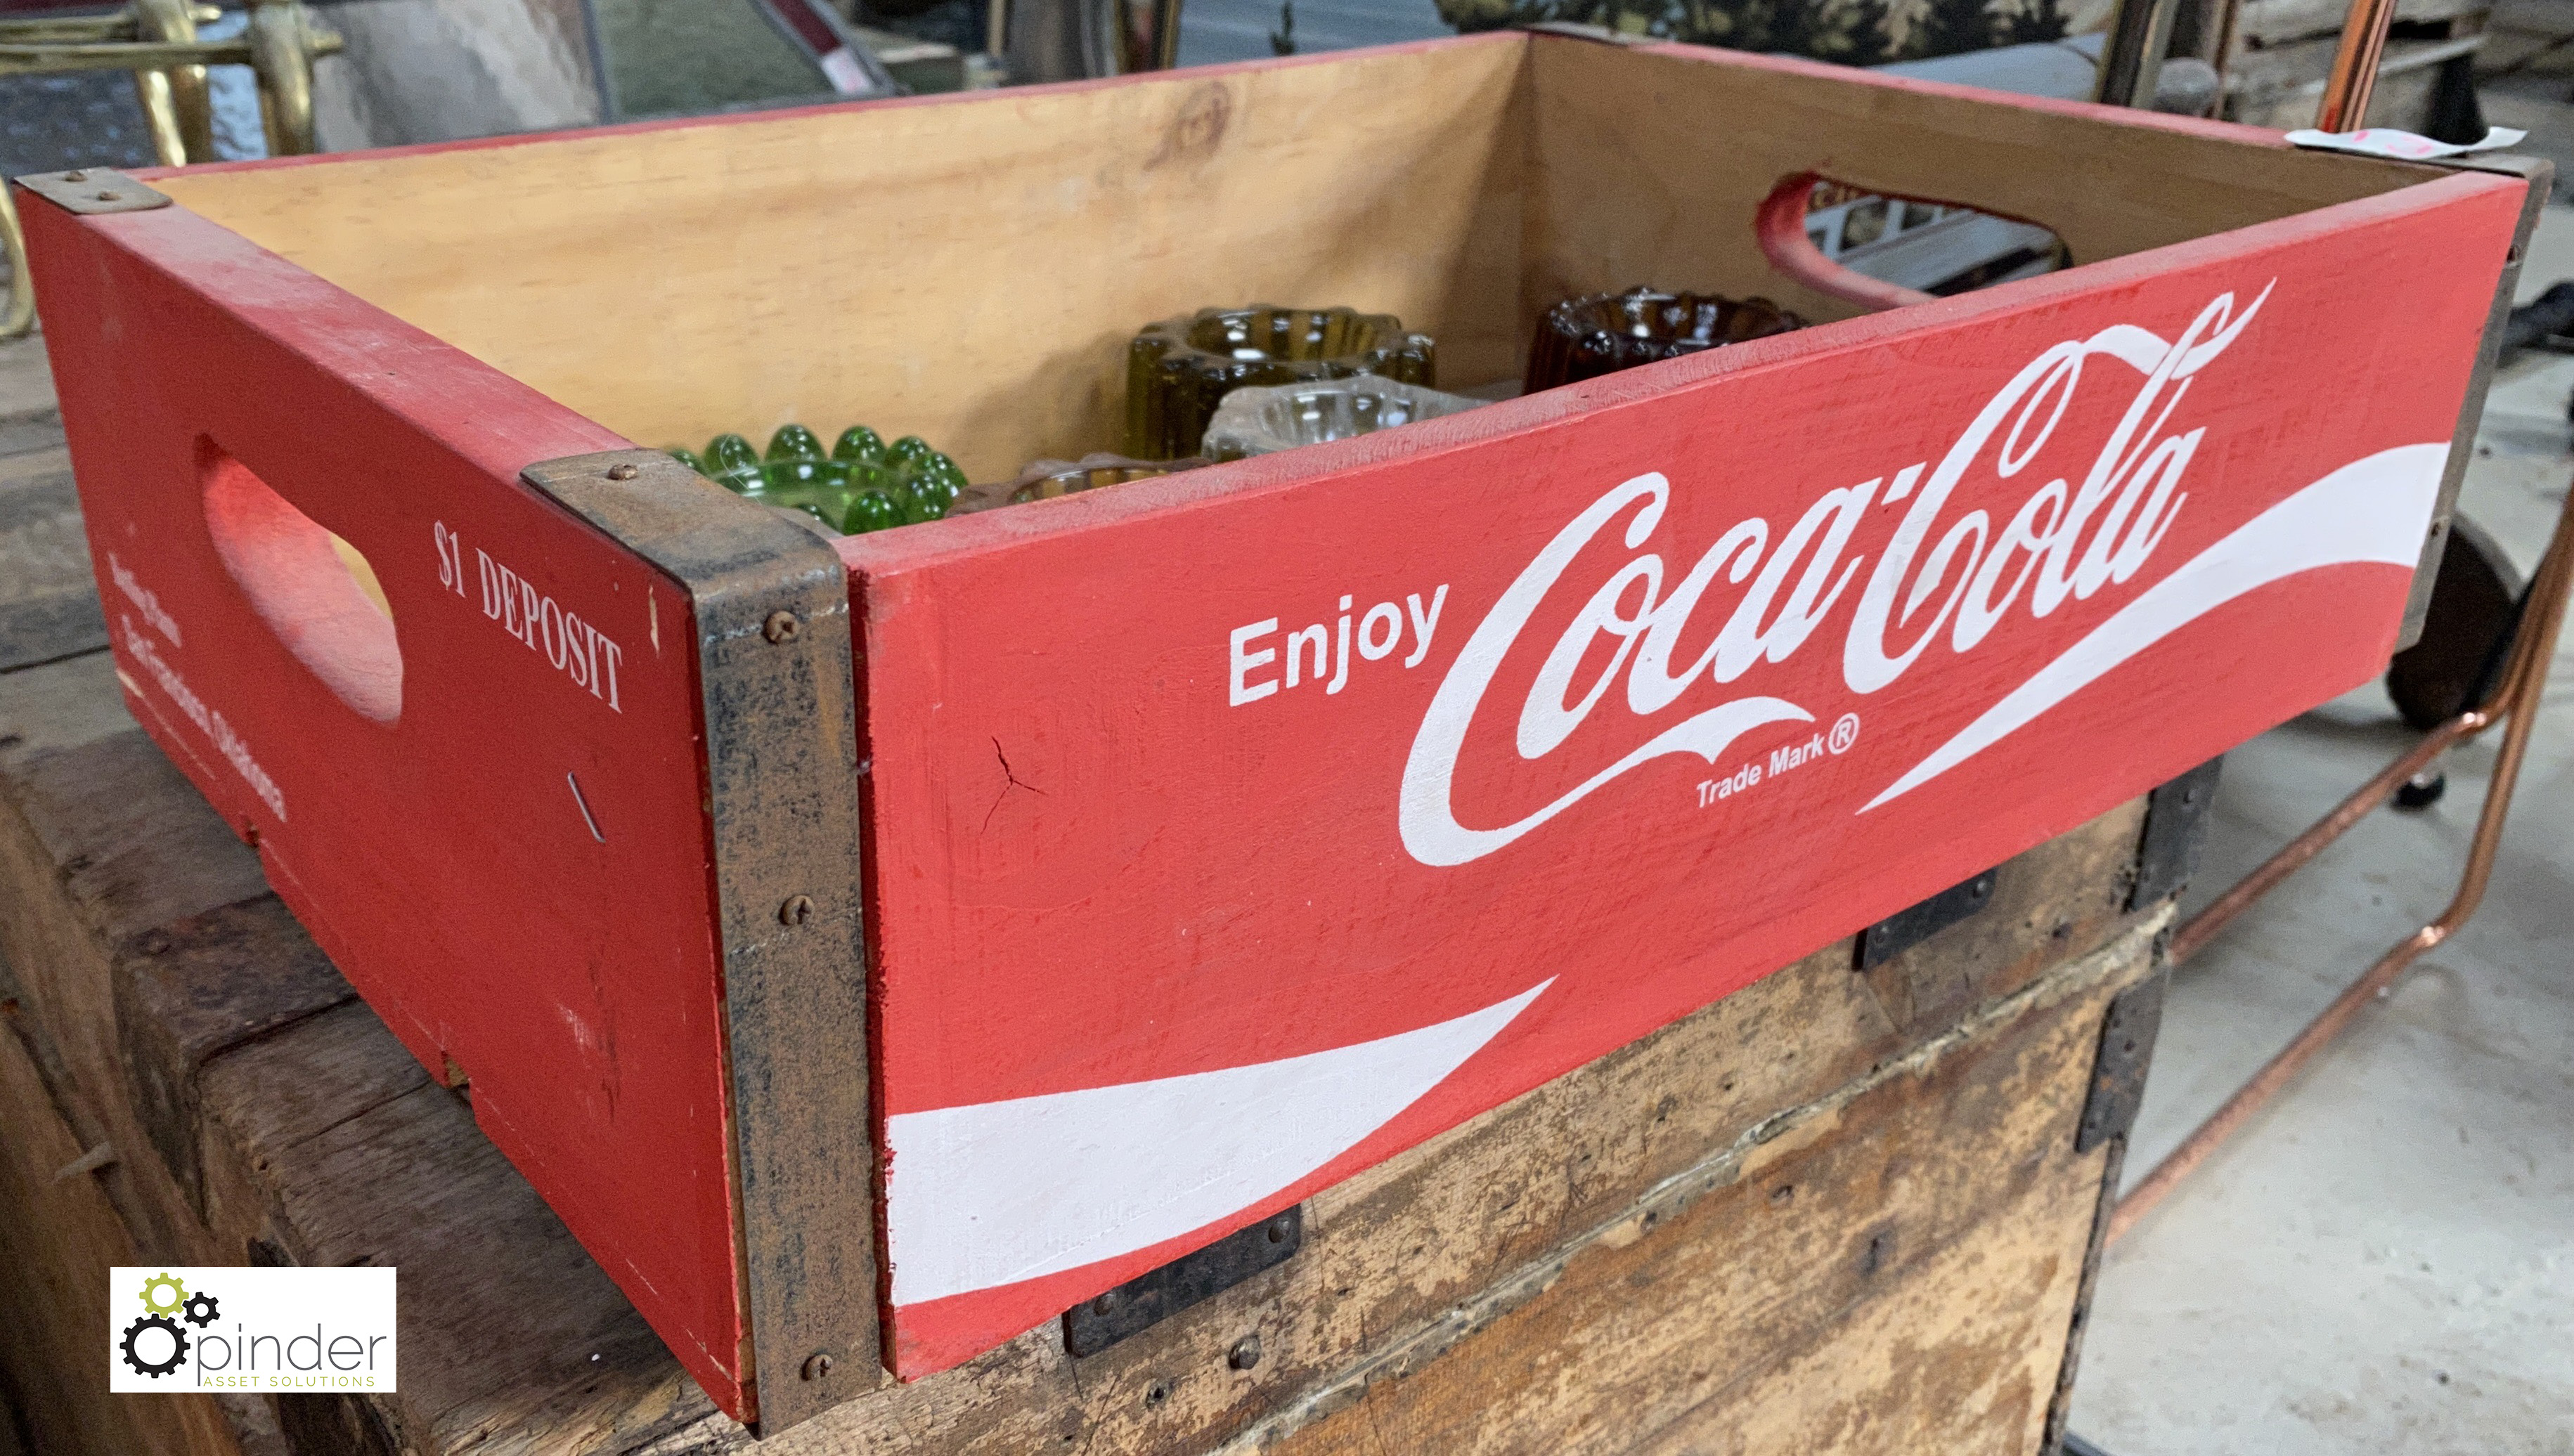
<box><xmin>0</xmin><ymin>331</ymin><xmax>2171</xmax><ymax>1454</ymax></box>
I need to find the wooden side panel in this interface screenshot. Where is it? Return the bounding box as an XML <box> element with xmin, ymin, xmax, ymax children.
<box><xmin>19</xmin><ymin>193</ymin><xmax>756</xmax><ymax>1416</ymax></box>
<box><xmin>845</xmin><ymin>169</ymin><xmax>2522</xmax><ymax>1373</ymax></box>
<box><xmin>145</xmin><ymin>37</ymin><xmax>2440</xmax><ymax>478</ymax></box>
<box><xmin>690</xmin><ymin>812</ymin><xmax>2161</xmax><ymax>1455</ymax></box>
<box><xmin>149</xmin><ymin>39</ymin><xmax>1535</xmax><ymax>481</ymax></box>
<box><xmin>1262</xmin><ymin>924</ymin><xmax>2135</xmax><ymax>1456</ymax></box>
<box><xmin>1524</xmin><ymin>39</ymin><xmax>2439</xmax><ymax>331</ymax></box>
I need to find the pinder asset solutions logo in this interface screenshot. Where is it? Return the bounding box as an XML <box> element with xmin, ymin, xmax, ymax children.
<box><xmin>109</xmin><ymin>1266</ymin><xmax>396</xmax><ymax>1393</ymax></box>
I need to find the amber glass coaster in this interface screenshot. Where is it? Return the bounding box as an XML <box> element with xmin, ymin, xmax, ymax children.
<box><xmin>1126</xmin><ymin>305</ymin><xmax>1436</xmax><ymax>459</ymax></box>
<box><xmin>949</xmin><ymin>453</ymin><xmax>1213</xmax><ymax>516</ymax></box>
<box><xmin>1523</xmin><ymin>288</ymin><xmax>1803</xmax><ymax>393</ymax></box>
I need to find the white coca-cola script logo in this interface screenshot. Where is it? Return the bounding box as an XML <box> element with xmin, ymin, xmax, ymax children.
<box><xmin>1399</xmin><ymin>282</ymin><xmax>2448</xmax><ymax>868</ymax></box>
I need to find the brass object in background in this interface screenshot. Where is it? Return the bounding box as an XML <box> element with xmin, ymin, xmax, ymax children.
<box><xmin>0</xmin><ymin>0</ymin><xmax>342</xmax><ymax>339</ymax></box>
<box><xmin>132</xmin><ymin>0</ymin><xmax>216</xmax><ymax>164</ymax></box>
<box><xmin>0</xmin><ymin>189</ymin><xmax>28</xmax><ymax>340</ymax></box>
<box><xmin>0</xmin><ymin>4</ymin><xmax>339</xmax><ymax>99</ymax></box>
<box><xmin>247</xmin><ymin>0</ymin><xmax>322</xmax><ymax>157</ymax></box>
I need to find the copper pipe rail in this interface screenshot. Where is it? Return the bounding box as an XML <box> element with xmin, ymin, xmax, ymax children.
<box><xmin>2116</xmin><ymin>0</ymin><xmax>2568</xmax><ymax>1242</ymax></box>
<box><xmin>2111</xmin><ymin>477</ymin><xmax>2574</xmax><ymax>1244</ymax></box>
<box><xmin>2164</xmin><ymin>711</ymin><xmax>2483</xmax><ymax>964</ymax></box>
<box><xmin>2315</xmin><ymin>0</ymin><xmax>2400</xmax><ymax>131</ymax></box>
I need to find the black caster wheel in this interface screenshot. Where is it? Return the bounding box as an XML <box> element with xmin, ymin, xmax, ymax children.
<box><xmin>2388</xmin><ymin>513</ymin><xmax>2523</xmax><ymax>729</ymax></box>
<box><xmin>2394</xmin><ymin>769</ymin><xmax>2448</xmax><ymax>810</ymax></box>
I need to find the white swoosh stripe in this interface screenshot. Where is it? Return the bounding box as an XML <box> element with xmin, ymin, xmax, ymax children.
<box><xmin>886</xmin><ymin>980</ymin><xmax>1550</xmax><ymax>1307</ymax></box>
<box><xmin>1863</xmin><ymin>441</ymin><xmax>2450</xmax><ymax>812</ymax></box>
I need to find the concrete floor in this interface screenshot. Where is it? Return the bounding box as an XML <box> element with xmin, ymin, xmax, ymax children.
<box><xmin>2064</xmin><ymin>210</ymin><xmax>2574</xmax><ymax>1454</ymax></box>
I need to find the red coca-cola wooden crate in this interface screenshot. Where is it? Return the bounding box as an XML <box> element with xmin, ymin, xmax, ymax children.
<box><xmin>19</xmin><ymin>31</ymin><xmax>2534</xmax><ymax>1434</ymax></box>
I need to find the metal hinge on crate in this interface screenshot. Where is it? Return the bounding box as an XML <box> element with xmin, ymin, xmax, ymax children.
<box><xmin>2127</xmin><ymin>758</ymin><xmax>2221</xmax><ymax>912</ymax></box>
<box><xmin>1063</xmin><ymin>1206</ymin><xmax>1302</xmax><ymax>1357</ymax></box>
<box><xmin>1853</xmin><ymin>867</ymin><xmax>1998</xmax><ymax>970</ymax></box>
<box><xmin>2075</xmin><ymin>970</ymin><xmax>2167</xmax><ymax>1153</ymax></box>
<box><xmin>16</xmin><ymin>169</ymin><xmax>171</xmax><ymax>216</ymax></box>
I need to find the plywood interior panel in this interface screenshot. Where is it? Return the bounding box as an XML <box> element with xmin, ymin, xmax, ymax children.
<box><xmin>152</xmin><ymin>33</ymin><xmax>2440</xmax><ymax>483</ymax></box>
<box><xmin>151</xmin><ymin>38</ymin><xmax>1533</xmax><ymax>481</ymax></box>
<box><xmin>1522</xmin><ymin>40</ymin><xmax>2438</xmax><ymax>329</ymax></box>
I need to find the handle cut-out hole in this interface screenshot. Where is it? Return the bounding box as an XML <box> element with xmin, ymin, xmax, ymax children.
<box><xmin>1760</xmin><ymin>174</ymin><xmax>2068</xmax><ymax>313</ymax></box>
<box><xmin>201</xmin><ymin>442</ymin><xmax>403</xmax><ymax>724</ymax></box>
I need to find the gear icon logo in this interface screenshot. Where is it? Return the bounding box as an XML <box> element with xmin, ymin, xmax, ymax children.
<box><xmin>120</xmin><ymin>1313</ymin><xmax>188</xmax><ymax>1377</ymax></box>
<box><xmin>183</xmin><ymin>1291</ymin><xmax>219</xmax><ymax>1327</ymax></box>
<box><xmin>138</xmin><ymin>1272</ymin><xmax>186</xmax><ymax>1315</ymax></box>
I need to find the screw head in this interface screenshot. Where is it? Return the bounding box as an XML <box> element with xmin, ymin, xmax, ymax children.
<box><xmin>1227</xmin><ymin>1334</ymin><xmax>1262</xmax><ymax>1371</ymax></box>
<box><xmin>801</xmin><ymin>1352</ymin><xmax>833</xmax><ymax>1381</ymax></box>
<box><xmin>605</xmin><ymin>462</ymin><xmax>640</xmax><ymax>481</ymax></box>
<box><xmin>763</xmin><ymin>610</ymin><xmax>801</xmax><ymax>643</ymax></box>
<box><xmin>63</xmin><ymin>169</ymin><xmax>85</xmax><ymax>181</ymax></box>
<box><xmin>780</xmin><ymin>895</ymin><xmax>815</xmax><ymax>926</ymax></box>
<box><xmin>95</xmin><ymin>190</ymin><xmax>117</xmax><ymax>202</ymax></box>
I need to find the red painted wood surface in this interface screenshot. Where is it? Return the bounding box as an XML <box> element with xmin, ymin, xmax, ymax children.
<box><xmin>1757</xmin><ymin>171</ymin><xmax>1936</xmax><ymax>311</ymax></box>
<box><xmin>845</xmin><ymin>171</ymin><xmax>2521</xmax><ymax>1374</ymax></box>
<box><xmin>22</xmin><ymin>33</ymin><xmax>2524</xmax><ymax>1412</ymax></box>
<box><xmin>19</xmin><ymin>197</ymin><xmax>756</xmax><ymax>1416</ymax></box>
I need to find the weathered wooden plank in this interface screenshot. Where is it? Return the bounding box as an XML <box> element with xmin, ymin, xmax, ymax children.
<box><xmin>0</xmin><ymin>447</ymin><xmax>105</xmax><ymax>670</ymax></box>
<box><xmin>628</xmin><ymin>828</ymin><xmax>2156</xmax><ymax>1455</ymax></box>
<box><xmin>0</xmin><ymin>648</ymin><xmax>127</xmax><ymax>759</ymax></box>
<box><xmin>115</xmin><ymin>895</ymin><xmax>355</xmax><ymax>1221</ymax></box>
<box><xmin>0</xmin><ymin>337</ymin><xmax>60</xmax><ymax>423</ymax></box>
<box><xmin>1252</xmin><ymin>922</ymin><xmax>2151</xmax><ymax>1456</ymax></box>
<box><xmin>0</xmin><ymin>663</ymin><xmax>710</xmax><ymax>1448</ymax></box>
<box><xmin>258</xmin><ymin>1076</ymin><xmax>716</xmax><ymax>1453</ymax></box>
<box><xmin>0</xmin><ymin>952</ymin><xmax>249</xmax><ymax>1456</ymax></box>
<box><xmin>0</xmin><ymin>656</ymin><xmax>272</xmax><ymax>1263</ymax></box>
<box><xmin>1856</xmin><ymin>802</ymin><xmax>2142</xmax><ymax>1036</ymax></box>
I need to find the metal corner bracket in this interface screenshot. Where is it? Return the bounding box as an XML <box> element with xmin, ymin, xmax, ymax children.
<box><xmin>519</xmin><ymin>447</ymin><xmax>874</xmax><ymax>1438</ymax></box>
<box><xmin>16</xmin><ymin>169</ymin><xmax>172</xmax><ymax>216</ymax></box>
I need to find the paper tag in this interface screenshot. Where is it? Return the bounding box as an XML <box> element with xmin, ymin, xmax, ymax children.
<box><xmin>2284</xmin><ymin>126</ymin><xmax>2527</xmax><ymax>162</ymax></box>
<box><xmin>820</xmin><ymin>46</ymin><xmax>869</xmax><ymax>94</ymax></box>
